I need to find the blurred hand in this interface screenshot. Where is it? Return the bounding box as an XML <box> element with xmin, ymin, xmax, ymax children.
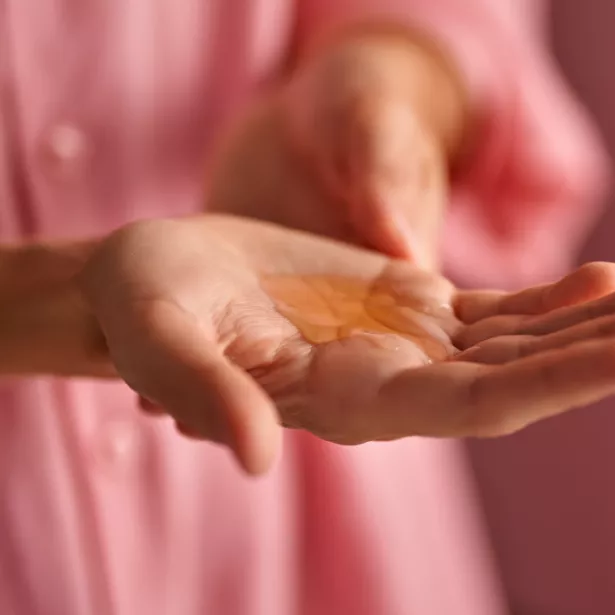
<box><xmin>208</xmin><ymin>25</ymin><xmax>467</xmax><ymax>268</ymax></box>
<box><xmin>80</xmin><ymin>215</ymin><xmax>615</xmax><ymax>475</ymax></box>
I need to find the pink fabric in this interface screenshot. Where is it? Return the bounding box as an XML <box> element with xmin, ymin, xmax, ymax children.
<box><xmin>0</xmin><ymin>1</ymin><xmax>606</xmax><ymax>614</ymax></box>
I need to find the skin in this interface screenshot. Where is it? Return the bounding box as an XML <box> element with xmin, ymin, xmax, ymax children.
<box><xmin>81</xmin><ymin>215</ymin><xmax>615</xmax><ymax>475</ymax></box>
<box><xmin>3</xmin><ymin>24</ymin><xmax>455</xmax><ymax>379</ymax></box>
<box><xmin>2</xmin><ymin>25</ymin><xmax>615</xmax><ymax>477</ymax></box>
<box><xmin>208</xmin><ymin>24</ymin><xmax>465</xmax><ymax>268</ymax></box>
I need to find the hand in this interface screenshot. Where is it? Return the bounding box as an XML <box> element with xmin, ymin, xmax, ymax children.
<box><xmin>207</xmin><ymin>25</ymin><xmax>467</xmax><ymax>267</ymax></box>
<box><xmin>80</xmin><ymin>215</ymin><xmax>615</xmax><ymax>475</ymax></box>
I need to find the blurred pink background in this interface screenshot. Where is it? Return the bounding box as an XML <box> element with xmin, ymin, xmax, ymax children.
<box><xmin>469</xmin><ymin>3</ymin><xmax>615</xmax><ymax>614</ymax></box>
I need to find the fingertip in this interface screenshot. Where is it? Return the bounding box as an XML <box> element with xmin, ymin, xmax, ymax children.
<box><xmin>573</xmin><ymin>262</ymin><xmax>615</xmax><ymax>299</ymax></box>
<box><xmin>209</xmin><ymin>363</ymin><xmax>282</xmax><ymax>476</ymax></box>
<box><xmin>544</xmin><ymin>262</ymin><xmax>615</xmax><ymax>311</ymax></box>
<box><xmin>238</xmin><ymin>421</ymin><xmax>282</xmax><ymax>477</ymax></box>
<box><xmin>231</xmin><ymin>396</ymin><xmax>282</xmax><ymax>476</ymax></box>
<box><xmin>352</xmin><ymin>196</ymin><xmax>421</xmax><ymax>263</ymax></box>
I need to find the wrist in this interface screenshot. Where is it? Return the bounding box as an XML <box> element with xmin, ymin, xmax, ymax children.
<box><xmin>0</xmin><ymin>239</ymin><xmax>98</xmax><ymax>296</ymax></box>
<box><xmin>0</xmin><ymin>239</ymin><xmax>114</xmax><ymax>378</ymax></box>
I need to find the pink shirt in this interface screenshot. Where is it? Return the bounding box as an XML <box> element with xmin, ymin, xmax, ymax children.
<box><xmin>0</xmin><ymin>2</ymin><xmax>606</xmax><ymax>614</ymax></box>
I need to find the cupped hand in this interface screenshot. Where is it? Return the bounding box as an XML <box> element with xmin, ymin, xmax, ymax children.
<box><xmin>80</xmin><ymin>215</ymin><xmax>615</xmax><ymax>475</ymax></box>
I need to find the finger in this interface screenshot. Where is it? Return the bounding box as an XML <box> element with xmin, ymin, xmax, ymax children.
<box><xmin>294</xmin><ymin>102</ymin><xmax>423</xmax><ymax>263</ymax></box>
<box><xmin>348</xmin><ymin>186</ymin><xmax>423</xmax><ymax>262</ymax></box>
<box><xmin>454</xmin><ymin>335</ymin><xmax>536</xmax><ymax>365</ymax></box>
<box><xmin>516</xmin><ymin>291</ymin><xmax>615</xmax><ymax>337</ymax></box>
<box><xmin>310</xmin><ymin>91</ymin><xmax>443</xmax><ymax>263</ymax></box>
<box><xmin>457</xmin><ymin>287</ymin><xmax>615</xmax><ymax>349</ymax></box>
<box><xmin>454</xmin><ymin>314</ymin><xmax>525</xmax><ymax>350</ymax></box>
<box><xmin>116</xmin><ymin>300</ymin><xmax>282</xmax><ymax>475</ymax></box>
<box><xmin>456</xmin><ymin>262</ymin><xmax>615</xmax><ymax>324</ymax></box>
<box><xmin>458</xmin><ymin>313</ymin><xmax>615</xmax><ymax>365</ymax></box>
<box><xmin>463</xmin><ymin>339</ymin><xmax>615</xmax><ymax>436</ymax></box>
<box><xmin>291</xmin><ymin>71</ymin><xmax>444</xmax><ymax>264</ymax></box>
<box><xmin>377</xmin><ymin>338</ymin><xmax>615</xmax><ymax>439</ymax></box>
<box><xmin>313</xmin><ymin>110</ymin><xmax>422</xmax><ymax>262</ymax></box>
<box><xmin>347</xmin><ymin>101</ymin><xmax>445</xmax><ymax>264</ymax></box>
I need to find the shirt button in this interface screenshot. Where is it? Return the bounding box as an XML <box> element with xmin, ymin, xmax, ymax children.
<box><xmin>99</xmin><ymin>420</ymin><xmax>139</xmax><ymax>466</ymax></box>
<box><xmin>43</xmin><ymin>123</ymin><xmax>89</xmax><ymax>176</ymax></box>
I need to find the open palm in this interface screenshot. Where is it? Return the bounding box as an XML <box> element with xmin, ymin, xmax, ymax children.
<box><xmin>82</xmin><ymin>215</ymin><xmax>615</xmax><ymax>474</ymax></box>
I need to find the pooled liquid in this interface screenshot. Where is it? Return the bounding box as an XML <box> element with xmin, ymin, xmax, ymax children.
<box><xmin>261</xmin><ymin>274</ymin><xmax>453</xmax><ymax>361</ymax></box>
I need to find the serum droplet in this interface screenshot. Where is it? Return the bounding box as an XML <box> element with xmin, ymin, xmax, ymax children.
<box><xmin>261</xmin><ymin>274</ymin><xmax>454</xmax><ymax>361</ymax></box>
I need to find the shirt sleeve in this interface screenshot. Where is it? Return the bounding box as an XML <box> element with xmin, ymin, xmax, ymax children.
<box><xmin>296</xmin><ymin>0</ymin><xmax>611</xmax><ymax>289</ymax></box>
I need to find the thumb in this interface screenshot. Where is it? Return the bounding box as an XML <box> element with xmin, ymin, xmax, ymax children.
<box><xmin>346</xmin><ymin>99</ymin><xmax>447</xmax><ymax>267</ymax></box>
<box><xmin>283</xmin><ymin>73</ymin><xmax>441</xmax><ymax>264</ymax></box>
<box><xmin>298</xmin><ymin>90</ymin><xmax>446</xmax><ymax>265</ymax></box>
<box><xmin>108</xmin><ymin>300</ymin><xmax>282</xmax><ymax>476</ymax></box>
